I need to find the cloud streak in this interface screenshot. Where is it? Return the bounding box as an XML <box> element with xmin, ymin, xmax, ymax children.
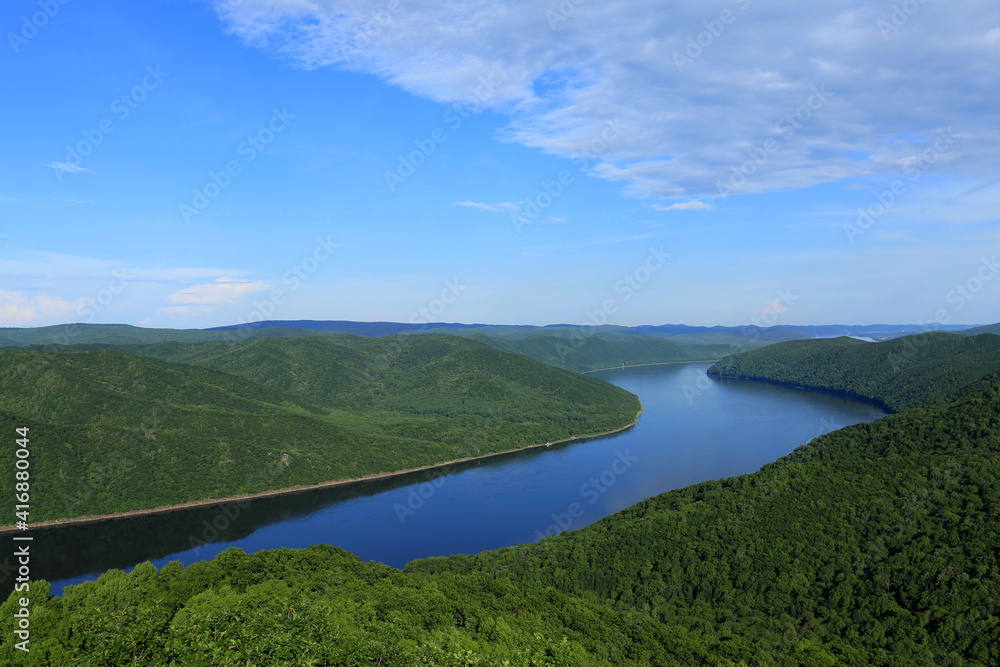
<box><xmin>213</xmin><ymin>0</ymin><xmax>1000</xmax><ymax>205</ymax></box>
<box><xmin>652</xmin><ymin>200</ymin><xmax>712</xmax><ymax>212</ymax></box>
<box><xmin>47</xmin><ymin>162</ymin><xmax>93</xmax><ymax>175</ymax></box>
<box><xmin>165</xmin><ymin>278</ymin><xmax>269</xmax><ymax>305</ymax></box>
<box><xmin>452</xmin><ymin>200</ymin><xmax>519</xmax><ymax>212</ymax></box>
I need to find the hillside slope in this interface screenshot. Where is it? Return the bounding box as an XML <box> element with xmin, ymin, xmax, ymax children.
<box><xmin>959</xmin><ymin>322</ymin><xmax>1000</xmax><ymax>336</ymax></box>
<box><xmin>707</xmin><ymin>332</ymin><xmax>1000</xmax><ymax>411</ymax></box>
<box><xmin>7</xmin><ymin>345</ymin><xmax>1000</xmax><ymax>664</ymax></box>
<box><xmin>407</xmin><ymin>373</ymin><xmax>1000</xmax><ymax>665</ymax></box>
<box><xmin>469</xmin><ymin>332</ymin><xmax>734</xmax><ymax>373</ymax></box>
<box><xmin>0</xmin><ymin>336</ymin><xmax>639</xmax><ymax>523</ymax></box>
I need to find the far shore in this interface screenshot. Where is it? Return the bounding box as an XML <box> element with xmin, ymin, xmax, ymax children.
<box><xmin>0</xmin><ymin>407</ymin><xmax>643</xmax><ymax>534</ymax></box>
<box><xmin>583</xmin><ymin>359</ymin><xmax>717</xmax><ymax>374</ymax></box>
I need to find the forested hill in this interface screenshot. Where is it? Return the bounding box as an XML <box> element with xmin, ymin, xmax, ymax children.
<box><xmin>707</xmin><ymin>331</ymin><xmax>1000</xmax><ymax>411</ymax></box>
<box><xmin>0</xmin><ymin>335</ymin><xmax>639</xmax><ymax>523</ymax></box>
<box><xmin>112</xmin><ymin>334</ymin><xmax>643</xmax><ymax>411</ymax></box>
<box><xmin>469</xmin><ymin>332</ymin><xmax>734</xmax><ymax>373</ymax></box>
<box><xmin>406</xmin><ymin>370</ymin><xmax>1000</xmax><ymax>665</ymax></box>
<box><xmin>959</xmin><ymin>322</ymin><xmax>1000</xmax><ymax>336</ymax></box>
<box><xmin>6</xmin><ymin>346</ymin><xmax>999</xmax><ymax>663</ymax></box>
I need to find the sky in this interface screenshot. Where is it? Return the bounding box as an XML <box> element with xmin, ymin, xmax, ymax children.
<box><xmin>1</xmin><ymin>0</ymin><xmax>998</xmax><ymax>329</ymax></box>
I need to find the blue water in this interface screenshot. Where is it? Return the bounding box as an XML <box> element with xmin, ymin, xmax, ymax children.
<box><xmin>40</xmin><ymin>362</ymin><xmax>885</xmax><ymax>595</ymax></box>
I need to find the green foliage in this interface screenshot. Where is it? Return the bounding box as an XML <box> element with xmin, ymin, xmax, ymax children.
<box><xmin>4</xmin><ymin>328</ymin><xmax>999</xmax><ymax>664</ymax></box>
<box><xmin>407</xmin><ymin>375</ymin><xmax>1000</xmax><ymax>665</ymax></box>
<box><xmin>11</xmin><ymin>375</ymin><xmax>1000</xmax><ymax>663</ymax></box>
<box><xmin>0</xmin><ymin>323</ymin><xmax>332</xmax><ymax>348</ymax></box>
<box><xmin>470</xmin><ymin>332</ymin><xmax>737</xmax><ymax>373</ymax></box>
<box><xmin>958</xmin><ymin>322</ymin><xmax>1000</xmax><ymax>336</ymax></box>
<box><xmin>708</xmin><ymin>332</ymin><xmax>1000</xmax><ymax>411</ymax></box>
<box><xmin>0</xmin><ymin>335</ymin><xmax>639</xmax><ymax>523</ymax></box>
<box><xmin>0</xmin><ymin>545</ymin><xmax>736</xmax><ymax>666</ymax></box>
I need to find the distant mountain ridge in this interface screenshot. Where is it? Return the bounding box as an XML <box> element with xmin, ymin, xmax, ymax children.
<box><xmin>2</xmin><ymin>320</ymin><xmax>986</xmax><ymax>348</ymax></box>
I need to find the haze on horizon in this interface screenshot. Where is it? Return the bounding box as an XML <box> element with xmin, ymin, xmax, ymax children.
<box><xmin>2</xmin><ymin>1</ymin><xmax>997</xmax><ymax>330</ymax></box>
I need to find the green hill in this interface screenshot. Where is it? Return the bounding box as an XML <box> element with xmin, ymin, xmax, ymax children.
<box><xmin>0</xmin><ymin>335</ymin><xmax>639</xmax><ymax>523</ymax></box>
<box><xmin>707</xmin><ymin>331</ymin><xmax>1000</xmax><ymax>411</ymax></box>
<box><xmin>0</xmin><ymin>323</ymin><xmax>337</xmax><ymax>348</ymax></box>
<box><xmin>469</xmin><ymin>332</ymin><xmax>737</xmax><ymax>373</ymax></box>
<box><xmin>403</xmin><ymin>374</ymin><xmax>1000</xmax><ymax>664</ymax></box>
<box><xmin>6</xmin><ymin>343</ymin><xmax>1000</xmax><ymax>664</ymax></box>
<box><xmin>959</xmin><ymin>322</ymin><xmax>1000</xmax><ymax>336</ymax></box>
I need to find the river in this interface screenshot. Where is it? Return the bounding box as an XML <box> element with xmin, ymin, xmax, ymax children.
<box><xmin>32</xmin><ymin>362</ymin><xmax>886</xmax><ymax>596</ymax></box>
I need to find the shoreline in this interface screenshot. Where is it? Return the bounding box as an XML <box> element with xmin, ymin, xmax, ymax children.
<box><xmin>707</xmin><ymin>372</ymin><xmax>894</xmax><ymax>414</ymax></box>
<box><xmin>0</xmin><ymin>407</ymin><xmax>643</xmax><ymax>534</ymax></box>
<box><xmin>583</xmin><ymin>359</ymin><xmax>716</xmax><ymax>374</ymax></box>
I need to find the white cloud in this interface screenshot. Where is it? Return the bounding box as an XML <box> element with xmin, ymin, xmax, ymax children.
<box><xmin>165</xmin><ymin>277</ymin><xmax>269</xmax><ymax>305</ymax></box>
<box><xmin>0</xmin><ymin>290</ymin><xmax>87</xmax><ymax>325</ymax></box>
<box><xmin>751</xmin><ymin>299</ymin><xmax>789</xmax><ymax>320</ymax></box>
<box><xmin>47</xmin><ymin>162</ymin><xmax>92</xmax><ymax>175</ymax></box>
<box><xmin>213</xmin><ymin>0</ymin><xmax>1000</xmax><ymax>203</ymax></box>
<box><xmin>0</xmin><ymin>250</ymin><xmax>251</xmax><ymax>285</ymax></box>
<box><xmin>652</xmin><ymin>200</ymin><xmax>712</xmax><ymax>212</ymax></box>
<box><xmin>452</xmin><ymin>200</ymin><xmax>520</xmax><ymax>212</ymax></box>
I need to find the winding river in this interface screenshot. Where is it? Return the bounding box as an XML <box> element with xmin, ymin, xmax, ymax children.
<box><xmin>30</xmin><ymin>362</ymin><xmax>886</xmax><ymax>596</ymax></box>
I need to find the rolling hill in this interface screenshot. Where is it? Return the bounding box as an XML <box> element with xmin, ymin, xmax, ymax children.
<box><xmin>469</xmin><ymin>332</ymin><xmax>735</xmax><ymax>372</ymax></box>
<box><xmin>5</xmin><ymin>329</ymin><xmax>1000</xmax><ymax>664</ymax></box>
<box><xmin>707</xmin><ymin>331</ymin><xmax>1000</xmax><ymax>411</ymax></box>
<box><xmin>0</xmin><ymin>335</ymin><xmax>640</xmax><ymax>523</ymax></box>
<box><xmin>959</xmin><ymin>322</ymin><xmax>1000</xmax><ymax>336</ymax></box>
<box><xmin>406</xmin><ymin>371</ymin><xmax>1000</xmax><ymax>665</ymax></box>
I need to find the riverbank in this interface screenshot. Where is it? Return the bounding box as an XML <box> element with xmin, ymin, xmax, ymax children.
<box><xmin>0</xmin><ymin>407</ymin><xmax>643</xmax><ymax>534</ymax></box>
<box><xmin>583</xmin><ymin>359</ymin><xmax>716</xmax><ymax>374</ymax></box>
<box><xmin>707</xmin><ymin>372</ymin><xmax>895</xmax><ymax>414</ymax></box>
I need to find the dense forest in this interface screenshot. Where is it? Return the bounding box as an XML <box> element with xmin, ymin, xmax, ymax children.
<box><xmin>468</xmin><ymin>332</ymin><xmax>736</xmax><ymax>373</ymax></box>
<box><xmin>2</xmin><ymin>330</ymin><xmax>998</xmax><ymax>664</ymax></box>
<box><xmin>707</xmin><ymin>332</ymin><xmax>1000</xmax><ymax>411</ymax></box>
<box><xmin>0</xmin><ymin>335</ymin><xmax>639</xmax><ymax>523</ymax></box>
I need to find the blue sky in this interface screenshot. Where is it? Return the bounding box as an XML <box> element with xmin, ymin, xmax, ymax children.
<box><xmin>2</xmin><ymin>0</ymin><xmax>998</xmax><ymax>328</ymax></box>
